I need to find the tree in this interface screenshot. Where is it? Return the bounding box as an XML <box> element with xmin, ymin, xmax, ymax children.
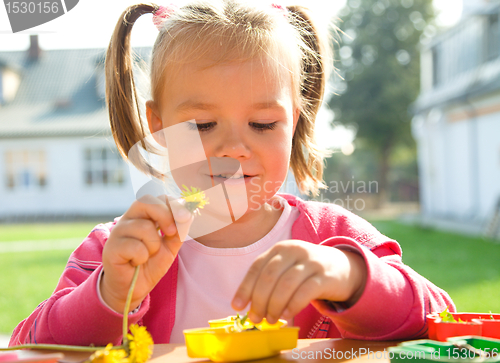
<box><xmin>328</xmin><ymin>0</ymin><xmax>435</xmax><ymax>205</ymax></box>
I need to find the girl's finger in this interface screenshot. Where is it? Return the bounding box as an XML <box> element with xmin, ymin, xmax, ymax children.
<box><xmin>232</xmin><ymin>241</ymin><xmax>308</xmax><ymax>314</ymax></box>
<box><xmin>123</xmin><ymin>195</ymin><xmax>194</xmax><ymax>241</ymax></box>
<box><xmin>265</xmin><ymin>263</ymin><xmax>312</xmax><ymax>323</ymax></box>
<box><xmin>168</xmin><ymin>198</ymin><xmax>193</xmax><ymax>242</ymax></box>
<box><xmin>231</xmin><ymin>250</ymin><xmax>276</xmax><ymax>312</ymax></box>
<box><xmin>122</xmin><ymin>195</ymin><xmax>177</xmax><ymax>234</ymax></box>
<box><xmin>247</xmin><ymin>254</ymin><xmax>296</xmax><ymax>322</ymax></box>
<box><xmin>111</xmin><ymin>236</ymin><xmax>151</xmax><ymax>267</ymax></box>
<box><xmin>113</xmin><ymin>218</ymin><xmax>163</xmax><ymax>256</ymax></box>
<box><xmin>160</xmin><ymin>226</ymin><xmax>189</xmax><ymax>261</ymax></box>
<box><xmin>280</xmin><ymin>274</ymin><xmax>324</xmax><ymax>320</ymax></box>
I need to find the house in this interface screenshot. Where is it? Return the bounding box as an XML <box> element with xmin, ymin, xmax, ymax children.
<box><xmin>412</xmin><ymin>0</ymin><xmax>500</xmax><ymax>233</ymax></box>
<box><xmin>0</xmin><ymin>36</ymin><xmax>147</xmax><ymax>220</ymax></box>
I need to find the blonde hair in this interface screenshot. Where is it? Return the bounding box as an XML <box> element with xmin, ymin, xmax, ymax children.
<box><xmin>105</xmin><ymin>1</ymin><xmax>331</xmax><ymax>196</ymax></box>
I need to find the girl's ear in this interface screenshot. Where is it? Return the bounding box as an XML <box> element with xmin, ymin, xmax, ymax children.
<box><xmin>292</xmin><ymin>107</ymin><xmax>300</xmax><ymax>135</ymax></box>
<box><xmin>146</xmin><ymin>100</ymin><xmax>169</xmax><ymax>147</ymax></box>
<box><xmin>146</xmin><ymin>100</ymin><xmax>163</xmax><ymax>134</ymax></box>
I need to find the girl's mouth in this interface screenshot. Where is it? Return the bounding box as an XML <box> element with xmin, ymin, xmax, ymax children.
<box><xmin>212</xmin><ymin>174</ymin><xmax>246</xmax><ymax>179</ymax></box>
<box><xmin>209</xmin><ymin>174</ymin><xmax>255</xmax><ymax>185</ymax></box>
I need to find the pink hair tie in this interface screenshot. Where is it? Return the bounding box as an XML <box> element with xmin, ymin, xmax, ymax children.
<box><xmin>271</xmin><ymin>3</ymin><xmax>288</xmax><ymax>18</ymax></box>
<box><xmin>153</xmin><ymin>4</ymin><xmax>178</xmax><ymax>31</ymax></box>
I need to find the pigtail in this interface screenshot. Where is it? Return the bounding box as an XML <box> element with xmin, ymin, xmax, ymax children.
<box><xmin>287</xmin><ymin>5</ymin><xmax>331</xmax><ymax>197</ymax></box>
<box><xmin>105</xmin><ymin>4</ymin><xmax>159</xmax><ymax>164</ymax></box>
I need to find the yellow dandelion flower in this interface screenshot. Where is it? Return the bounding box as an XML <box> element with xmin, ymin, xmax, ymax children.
<box><xmin>180</xmin><ymin>185</ymin><xmax>208</xmax><ymax>214</ymax></box>
<box><xmin>127</xmin><ymin>324</ymin><xmax>154</xmax><ymax>363</ymax></box>
<box><xmin>87</xmin><ymin>344</ymin><xmax>128</xmax><ymax>363</ymax></box>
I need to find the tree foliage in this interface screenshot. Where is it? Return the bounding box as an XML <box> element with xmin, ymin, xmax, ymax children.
<box><xmin>328</xmin><ymin>0</ymin><xmax>435</xmax><ymax>203</ymax></box>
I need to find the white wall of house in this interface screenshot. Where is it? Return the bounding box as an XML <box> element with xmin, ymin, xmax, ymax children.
<box><xmin>413</xmin><ymin>93</ymin><xmax>500</xmax><ymax>223</ymax></box>
<box><xmin>0</xmin><ymin>136</ymin><xmax>136</xmax><ymax>218</ymax></box>
<box><xmin>477</xmin><ymin>111</ymin><xmax>500</xmax><ymax>218</ymax></box>
<box><xmin>414</xmin><ymin>111</ymin><xmax>448</xmax><ymax>216</ymax></box>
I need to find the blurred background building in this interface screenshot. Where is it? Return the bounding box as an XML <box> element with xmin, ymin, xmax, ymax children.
<box><xmin>0</xmin><ymin>36</ymin><xmax>137</xmax><ymax>220</ymax></box>
<box><xmin>412</xmin><ymin>0</ymin><xmax>500</xmax><ymax>232</ymax></box>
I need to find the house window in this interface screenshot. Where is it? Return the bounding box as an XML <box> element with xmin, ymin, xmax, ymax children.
<box><xmin>486</xmin><ymin>13</ymin><xmax>500</xmax><ymax>61</ymax></box>
<box><xmin>84</xmin><ymin>147</ymin><xmax>125</xmax><ymax>186</ymax></box>
<box><xmin>432</xmin><ymin>47</ymin><xmax>440</xmax><ymax>87</ymax></box>
<box><xmin>4</xmin><ymin>150</ymin><xmax>47</xmax><ymax>190</ymax></box>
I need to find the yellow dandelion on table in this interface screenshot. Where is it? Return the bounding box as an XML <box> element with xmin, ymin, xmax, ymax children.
<box><xmin>180</xmin><ymin>185</ymin><xmax>209</xmax><ymax>214</ymax></box>
<box><xmin>127</xmin><ymin>324</ymin><xmax>154</xmax><ymax>363</ymax></box>
<box><xmin>87</xmin><ymin>344</ymin><xmax>128</xmax><ymax>363</ymax></box>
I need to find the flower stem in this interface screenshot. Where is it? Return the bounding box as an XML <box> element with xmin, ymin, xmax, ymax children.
<box><xmin>122</xmin><ymin>265</ymin><xmax>141</xmax><ymax>350</ymax></box>
<box><xmin>0</xmin><ymin>344</ymin><xmax>107</xmax><ymax>352</ymax></box>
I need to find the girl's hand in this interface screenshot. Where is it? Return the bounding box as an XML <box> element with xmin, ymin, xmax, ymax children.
<box><xmin>231</xmin><ymin>240</ymin><xmax>367</xmax><ymax>324</ymax></box>
<box><xmin>100</xmin><ymin>195</ymin><xmax>193</xmax><ymax>314</ymax></box>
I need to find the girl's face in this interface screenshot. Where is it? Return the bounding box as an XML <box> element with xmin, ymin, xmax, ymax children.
<box><xmin>146</xmin><ymin>57</ymin><xmax>299</xmax><ymax>213</ymax></box>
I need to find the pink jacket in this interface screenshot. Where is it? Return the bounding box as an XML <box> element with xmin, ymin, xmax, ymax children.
<box><xmin>10</xmin><ymin>195</ymin><xmax>455</xmax><ymax>347</ymax></box>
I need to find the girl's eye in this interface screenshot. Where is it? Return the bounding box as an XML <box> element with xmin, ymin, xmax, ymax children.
<box><xmin>186</xmin><ymin>121</ymin><xmax>216</xmax><ymax>132</ymax></box>
<box><xmin>250</xmin><ymin>121</ymin><xmax>278</xmax><ymax>132</ymax></box>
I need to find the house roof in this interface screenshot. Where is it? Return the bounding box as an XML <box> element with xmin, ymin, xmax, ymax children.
<box><xmin>0</xmin><ymin>46</ymin><xmax>151</xmax><ymax>139</ymax></box>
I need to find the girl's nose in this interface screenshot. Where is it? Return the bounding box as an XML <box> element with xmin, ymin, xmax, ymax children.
<box><xmin>213</xmin><ymin>130</ymin><xmax>251</xmax><ymax>159</ymax></box>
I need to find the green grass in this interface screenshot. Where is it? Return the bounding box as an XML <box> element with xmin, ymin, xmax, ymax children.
<box><xmin>0</xmin><ymin>222</ymin><xmax>97</xmax><ymax>335</ymax></box>
<box><xmin>0</xmin><ymin>250</ymin><xmax>71</xmax><ymax>335</ymax></box>
<box><xmin>371</xmin><ymin>220</ymin><xmax>500</xmax><ymax>313</ymax></box>
<box><xmin>0</xmin><ymin>222</ymin><xmax>99</xmax><ymax>242</ymax></box>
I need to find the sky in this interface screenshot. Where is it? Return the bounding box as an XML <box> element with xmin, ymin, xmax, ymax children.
<box><xmin>0</xmin><ymin>0</ymin><xmax>462</xmax><ymax>151</ymax></box>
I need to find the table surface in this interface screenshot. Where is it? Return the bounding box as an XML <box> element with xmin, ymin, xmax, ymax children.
<box><xmin>51</xmin><ymin>339</ymin><xmax>398</xmax><ymax>363</ymax></box>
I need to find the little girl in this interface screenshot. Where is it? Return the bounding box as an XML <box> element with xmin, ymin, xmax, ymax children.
<box><xmin>10</xmin><ymin>0</ymin><xmax>454</xmax><ymax>346</ymax></box>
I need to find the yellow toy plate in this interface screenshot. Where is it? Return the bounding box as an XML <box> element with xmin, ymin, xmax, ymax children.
<box><xmin>184</xmin><ymin>318</ymin><xmax>299</xmax><ymax>362</ymax></box>
<box><xmin>208</xmin><ymin>316</ymin><xmax>287</xmax><ymax>329</ymax></box>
